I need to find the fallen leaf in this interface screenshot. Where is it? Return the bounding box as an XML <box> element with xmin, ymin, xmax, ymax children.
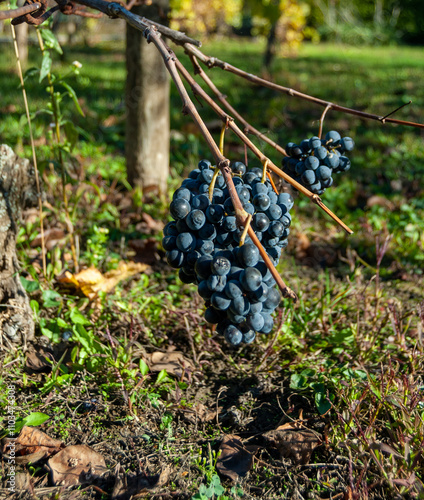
<box><xmin>181</xmin><ymin>402</ymin><xmax>217</xmax><ymax>424</ymax></box>
<box><xmin>112</xmin><ymin>467</ymin><xmax>171</xmax><ymax>500</ymax></box>
<box><xmin>148</xmin><ymin>351</ymin><xmax>194</xmax><ymax>379</ymax></box>
<box><xmin>57</xmin><ymin>261</ymin><xmax>149</xmax><ymax>300</ymax></box>
<box><xmin>263</xmin><ymin>422</ymin><xmax>321</xmax><ymax>465</ymax></box>
<box><xmin>1</xmin><ymin>426</ymin><xmax>64</xmax><ymax>464</ymax></box>
<box><xmin>25</xmin><ymin>349</ymin><xmax>53</xmax><ymax>373</ymax></box>
<box><xmin>14</xmin><ymin>471</ymin><xmax>32</xmax><ymax>490</ymax></box>
<box><xmin>46</xmin><ymin>444</ymin><xmax>107</xmax><ymax>486</ymax></box>
<box><xmin>216</xmin><ymin>435</ymin><xmax>256</xmax><ymax>482</ymax></box>
<box><xmin>31</xmin><ymin>228</ymin><xmax>66</xmax><ymax>251</ymax></box>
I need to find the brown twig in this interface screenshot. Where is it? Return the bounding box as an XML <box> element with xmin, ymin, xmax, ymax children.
<box><xmin>0</xmin><ymin>2</ymin><xmax>41</xmax><ymax>20</ymax></box>
<box><xmin>185</xmin><ymin>43</ymin><xmax>424</xmax><ymax>130</ymax></box>
<box><xmin>175</xmin><ymin>56</ymin><xmax>353</xmax><ymax>235</ymax></box>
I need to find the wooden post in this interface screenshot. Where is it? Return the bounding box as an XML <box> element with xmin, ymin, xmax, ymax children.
<box><xmin>125</xmin><ymin>0</ymin><xmax>170</xmax><ymax>193</ymax></box>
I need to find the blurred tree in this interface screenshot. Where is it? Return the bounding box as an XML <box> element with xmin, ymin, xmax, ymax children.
<box><xmin>125</xmin><ymin>0</ymin><xmax>170</xmax><ymax>193</ymax></box>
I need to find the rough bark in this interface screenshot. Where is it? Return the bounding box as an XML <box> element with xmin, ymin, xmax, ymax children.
<box><xmin>125</xmin><ymin>0</ymin><xmax>170</xmax><ymax>193</ymax></box>
<box><xmin>0</xmin><ymin>144</ymin><xmax>38</xmax><ymax>348</ymax></box>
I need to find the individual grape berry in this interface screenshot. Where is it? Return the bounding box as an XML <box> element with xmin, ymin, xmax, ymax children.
<box><xmin>242</xmin><ymin>328</ymin><xmax>256</xmax><ymax>344</ymax></box>
<box><xmin>314</xmin><ymin>146</ymin><xmax>328</xmax><ymax>160</ymax></box>
<box><xmin>269</xmin><ymin>220</ymin><xmax>284</xmax><ymax>238</ymax></box>
<box><xmin>304</xmin><ymin>156</ymin><xmax>320</xmax><ymax>170</ymax></box>
<box><xmin>337</xmin><ymin>156</ymin><xmax>351</xmax><ymax>172</ymax></box>
<box><xmin>341</xmin><ymin>136</ymin><xmax>355</xmax><ymax>152</ymax></box>
<box><xmin>325</xmin><ymin>153</ymin><xmax>340</xmax><ymax>169</ymax></box>
<box><xmin>176</xmin><ymin>232</ymin><xmax>196</xmax><ymax>252</ymax></box>
<box><xmin>240</xmin><ymin>267</ymin><xmax>262</xmax><ymax>292</ymax></box>
<box><xmin>237</xmin><ymin>244</ymin><xmax>260</xmax><ymax>268</ymax></box>
<box><xmin>195</xmin><ymin>255</ymin><xmax>213</xmax><ymax>280</ymax></box>
<box><xmin>224</xmin><ymin>280</ymin><xmax>243</xmax><ymax>299</ymax></box>
<box><xmin>266</xmin><ymin>204</ymin><xmax>283</xmax><ymax>221</ymax></box>
<box><xmin>246</xmin><ymin>313</ymin><xmax>265</xmax><ymax>331</ymax></box>
<box><xmin>211</xmin><ymin>292</ymin><xmax>231</xmax><ymax>311</ymax></box>
<box><xmin>259</xmin><ymin>313</ymin><xmax>274</xmax><ymax>334</ymax></box>
<box><xmin>309</xmin><ymin>136</ymin><xmax>321</xmax><ymax>149</ymax></box>
<box><xmin>198</xmin><ymin>223</ymin><xmax>217</xmax><ymax>241</ymax></box>
<box><xmin>278</xmin><ymin>193</ymin><xmax>294</xmax><ymax>210</ymax></box>
<box><xmin>198</xmin><ymin>280</ymin><xmax>213</xmax><ymax>300</ymax></box>
<box><xmin>232</xmin><ymin>161</ymin><xmax>247</xmax><ymax>176</ymax></box>
<box><xmin>224</xmin><ymin>325</ymin><xmax>243</xmax><ymax>346</ymax></box>
<box><xmin>207</xmin><ymin>274</ymin><xmax>226</xmax><ymax>292</ymax></box>
<box><xmin>191</xmin><ymin>194</ymin><xmax>210</xmax><ymax>211</ymax></box>
<box><xmin>316</xmin><ymin>165</ymin><xmax>332</xmax><ymax>181</ymax></box>
<box><xmin>229</xmin><ymin>295</ymin><xmax>250</xmax><ymax>316</ymax></box>
<box><xmin>200</xmin><ymin>169</ymin><xmax>214</xmax><ymax>183</ymax></box>
<box><xmin>301</xmin><ymin>170</ymin><xmax>316</xmax><ymax>186</ymax></box>
<box><xmin>170</xmin><ymin>198</ymin><xmax>191</xmax><ymax>220</ymax></box>
<box><xmin>206</xmin><ymin>204</ymin><xmax>225</xmax><ymax>223</ymax></box>
<box><xmin>198</xmin><ymin>159</ymin><xmax>212</xmax><ymax>170</ymax></box>
<box><xmin>211</xmin><ymin>256</ymin><xmax>231</xmax><ymax>276</ymax></box>
<box><xmin>223</xmin><ymin>216</ymin><xmax>237</xmax><ymax>232</ymax></box>
<box><xmin>173</xmin><ymin>187</ymin><xmax>191</xmax><ymax>201</ymax></box>
<box><xmin>264</xmin><ymin>287</ymin><xmax>281</xmax><ymax>310</ymax></box>
<box><xmin>166</xmin><ymin>249</ymin><xmax>184</xmax><ymax>268</ymax></box>
<box><xmin>205</xmin><ymin>307</ymin><xmax>224</xmax><ymax>324</ymax></box>
<box><xmin>188</xmin><ymin>168</ymin><xmax>200</xmax><ymax>179</ymax></box>
<box><xmin>162</xmin><ymin>236</ymin><xmax>177</xmax><ymax>251</ymax></box>
<box><xmin>325</xmin><ymin>130</ymin><xmax>341</xmax><ymax>146</ymax></box>
<box><xmin>196</xmin><ymin>239</ymin><xmax>214</xmax><ymax>255</ymax></box>
<box><xmin>186</xmin><ymin>210</ymin><xmax>206</xmax><ymax>231</ymax></box>
<box><xmin>163</xmin><ymin>221</ymin><xmax>179</xmax><ymax>237</ymax></box>
<box><xmin>179</xmin><ymin>268</ymin><xmax>196</xmax><ymax>284</ymax></box>
<box><xmin>252</xmin><ymin>212</ymin><xmax>270</xmax><ymax>232</ymax></box>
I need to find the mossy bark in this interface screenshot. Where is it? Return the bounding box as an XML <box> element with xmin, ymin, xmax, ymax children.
<box><xmin>0</xmin><ymin>144</ymin><xmax>38</xmax><ymax>348</ymax></box>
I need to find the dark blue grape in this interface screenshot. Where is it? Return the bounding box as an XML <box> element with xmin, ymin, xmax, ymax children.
<box><xmin>179</xmin><ymin>268</ymin><xmax>195</xmax><ymax>284</ymax></box>
<box><xmin>266</xmin><ymin>204</ymin><xmax>283</xmax><ymax>221</ymax></box>
<box><xmin>207</xmin><ymin>274</ymin><xmax>226</xmax><ymax>292</ymax></box>
<box><xmin>304</xmin><ymin>156</ymin><xmax>320</xmax><ymax>170</ymax></box>
<box><xmin>196</xmin><ymin>239</ymin><xmax>214</xmax><ymax>255</ymax></box>
<box><xmin>337</xmin><ymin>156</ymin><xmax>351</xmax><ymax>172</ymax></box>
<box><xmin>162</xmin><ymin>236</ymin><xmax>177</xmax><ymax>251</ymax></box>
<box><xmin>301</xmin><ymin>170</ymin><xmax>316</xmax><ymax>185</ymax></box>
<box><xmin>224</xmin><ymin>280</ymin><xmax>243</xmax><ymax>299</ymax></box>
<box><xmin>244</xmin><ymin>202</ymin><xmax>255</xmax><ymax>215</ymax></box>
<box><xmin>191</xmin><ymin>194</ymin><xmax>210</xmax><ymax>211</ymax></box>
<box><xmin>314</xmin><ymin>146</ymin><xmax>328</xmax><ymax>161</ymax></box>
<box><xmin>269</xmin><ymin>220</ymin><xmax>284</xmax><ymax>238</ymax></box>
<box><xmin>259</xmin><ymin>313</ymin><xmax>274</xmax><ymax>334</ymax></box>
<box><xmin>173</xmin><ymin>187</ymin><xmax>191</xmax><ymax>201</ymax></box>
<box><xmin>277</xmin><ymin>193</ymin><xmax>294</xmax><ymax>210</ymax></box>
<box><xmin>195</xmin><ymin>255</ymin><xmax>213</xmax><ymax>280</ymax></box>
<box><xmin>200</xmin><ymin>169</ymin><xmax>214</xmax><ymax>183</ymax></box>
<box><xmin>230</xmin><ymin>295</ymin><xmax>250</xmax><ymax>316</ymax></box>
<box><xmin>189</xmin><ymin>168</ymin><xmax>200</xmax><ymax>179</ymax></box>
<box><xmin>198</xmin><ymin>159</ymin><xmax>212</xmax><ymax>170</ymax></box>
<box><xmin>240</xmin><ymin>267</ymin><xmax>262</xmax><ymax>292</ymax></box>
<box><xmin>321</xmin><ymin>177</ymin><xmax>334</xmax><ymax>188</ymax></box>
<box><xmin>252</xmin><ymin>213</ymin><xmax>270</xmax><ymax>232</ymax></box>
<box><xmin>198</xmin><ymin>223</ymin><xmax>216</xmax><ymax>241</ymax></box>
<box><xmin>324</xmin><ymin>153</ymin><xmax>339</xmax><ymax>169</ymax></box>
<box><xmin>223</xmin><ymin>216</ymin><xmax>237</xmax><ymax>232</ymax></box>
<box><xmin>198</xmin><ymin>280</ymin><xmax>213</xmax><ymax>300</ymax></box>
<box><xmin>295</xmin><ymin>161</ymin><xmax>306</xmax><ymax>176</ymax></box>
<box><xmin>223</xmin><ymin>197</ymin><xmax>235</xmax><ymax>214</ymax></box>
<box><xmin>176</xmin><ymin>232</ymin><xmax>196</xmax><ymax>252</ymax></box>
<box><xmin>206</xmin><ymin>204</ymin><xmax>225</xmax><ymax>223</ymax></box>
<box><xmin>264</xmin><ymin>287</ymin><xmax>280</xmax><ymax>310</ymax></box>
<box><xmin>232</xmin><ymin>161</ymin><xmax>247</xmax><ymax>175</ymax></box>
<box><xmin>237</xmin><ymin>244</ymin><xmax>260</xmax><ymax>268</ymax></box>
<box><xmin>242</xmin><ymin>328</ymin><xmax>256</xmax><ymax>344</ymax></box>
<box><xmin>316</xmin><ymin>165</ymin><xmax>332</xmax><ymax>181</ymax></box>
<box><xmin>163</xmin><ymin>221</ymin><xmax>179</xmax><ymax>237</ymax></box>
<box><xmin>170</xmin><ymin>199</ymin><xmax>191</xmax><ymax>220</ymax></box>
<box><xmin>216</xmin><ymin>175</ymin><xmax>226</xmax><ymax>189</ymax></box>
<box><xmin>341</xmin><ymin>136</ymin><xmax>354</xmax><ymax>152</ymax></box>
<box><xmin>211</xmin><ymin>256</ymin><xmax>231</xmax><ymax>276</ymax></box>
<box><xmin>325</xmin><ymin>130</ymin><xmax>341</xmax><ymax>146</ymax></box>
<box><xmin>166</xmin><ymin>249</ymin><xmax>184</xmax><ymax>268</ymax></box>
<box><xmin>205</xmin><ymin>307</ymin><xmax>225</xmax><ymax>324</ymax></box>
<box><xmin>186</xmin><ymin>210</ymin><xmax>206</xmax><ymax>231</ymax></box>
<box><xmin>211</xmin><ymin>292</ymin><xmax>231</xmax><ymax>310</ymax></box>
<box><xmin>246</xmin><ymin>313</ymin><xmax>265</xmax><ymax>331</ymax></box>
<box><xmin>309</xmin><ymin>136</ymin><xmax>321</xmax><ymax>149</ymax></box>
<box><xmin>224</xmin><ymin>325</ymin><xmax>243</xmax><ymax>346</ymax></box>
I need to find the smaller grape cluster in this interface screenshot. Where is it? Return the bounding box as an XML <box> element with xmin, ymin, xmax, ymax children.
<box><xmin>282</xmin><ymin>130</ymin><xmax>354</xmax><ymax>195</ymax></box>
<box><xmin>163</xmin><ymin>159</ymin><xmax>294</xmax><ymax>346</ymax></box>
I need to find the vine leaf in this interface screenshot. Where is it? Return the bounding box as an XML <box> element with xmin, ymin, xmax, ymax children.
<box><xmin>39</xmin><ymin>51</ymin><xmax>51</xmax><ymax>83</ymax></box>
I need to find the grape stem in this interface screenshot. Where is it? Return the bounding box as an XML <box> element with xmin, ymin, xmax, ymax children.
<box><xmin>184</xmin><ymin>43</ymin><xmax>424</xmax><ymax>130</ymax></box>
<box><xmin>175</xmin><ymin>56</ymin><xmax>354</xmax><ymax>235</ymax></box>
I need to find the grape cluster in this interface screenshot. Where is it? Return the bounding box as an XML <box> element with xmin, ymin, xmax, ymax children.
<box><xmin>163</xmin><ymin>159</ymin><xmax>294</xmax><ymax>346</ymax></box>
<box><xmin>282</xmin><ymin>130</ymin><xmax>354</xmax><ymax>195</ymax></box>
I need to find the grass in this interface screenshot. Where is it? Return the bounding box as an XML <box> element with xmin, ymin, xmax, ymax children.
<box><xmin>0</xmin><ymin>34</ymin><xmax>423</xmax><ymax>499</ymax></box>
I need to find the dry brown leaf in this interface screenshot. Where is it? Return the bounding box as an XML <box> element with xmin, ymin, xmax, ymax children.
<box><xmin>181</xmin><ymin>402</ymin><xmax>217</xmax><ymax>424</ymax></box>
<box><xmin>46</xmin><ymin>444</ymin><xmax>107</xmax><ymax>487</ymax></box>
<box><xmin>1</xmin><ymin>426</ymin><xmax>64</xmax><ymax>464</ymax></box>
<box><xmin>148</xmin><ymin>351</ymin><xmax>194</xmax><ymax>379</ymax></box>
<box><xmin>31</xmin><ymin>228</ymin><xmax>66</xmax><ymax>251</ymax></box>
<box><xmin>263</xmin><ymin>422</ymin><xmax>321</xmax><ymax>465</ymax></box>
<box><xmin>57</xmin><ymin>261</ymin><xmax>149</xmax><ymax>300</ymax></box>
<box><xmin>25</xmin><ymin>349</ymin><xmax>53</xmax><ymax>373</ymax></box>
<box><xmin>112</xmin><ymin>467</ymin><xmax>171</xmax><ymax>500</ymax></box>
<box><xmin>216</xmin><ymin>435</ymin><xmax>255</xmax><ymax>482</ymax></box>
<box><xmin>14</xmin><ymin>471</ymin><xmax>32</xmax><ymax>490</ymax></box>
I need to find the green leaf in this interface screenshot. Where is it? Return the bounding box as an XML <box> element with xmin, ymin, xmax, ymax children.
<box><xmin>41</xmin><ymin>29</ymin><xmax>63</xmax><ymax>55</ymax></box>
<box><xmin>70</xmin><ymin>307</ymin><xmax>91</xmax><ymax>326</ymax></box>
<box><xmin>315</xmin><ymin>391</ymin><xmax>333</xmax><ymax>415</ymax></box>
<box><xmin>61</xmin><ymin>82</ymin><xmax>85</xmax><ymax>117</ymax></box>
<box><xmin>20</xmin><ymin>276</ymin><xmax>40</xmax><ymax>293</ymax></box>
<box><xmin>23</xmin><ymin>412</ymin><xmax>50</xmax><ymax>427</ymax></box>
<box><xmin>290</xmin><ymin>373</ymin><xmax>308</xmax><ymax>390</ymax></box>
<box><xmin>30</xmin><ymin>299</ymin><xmax>39</xmax><ymax>315</ymax></box>
<box><xmin>156</xmin><ymin>369</ymin><xmax>170</xmax><ymax>385</ymax></box>
<box><xmin>42</xmin><ymin>289</ymin><xmax>62</xmax><ymax>308</ymax></box>
<box><xmin>139</xmin><ymin>359</ymin><xmax>149</xmax><ymax>377</ymax></box>
<box><xmin>39</xmin><ymin>51</ymin><xmax>52</xmax><ymax>83</ymax></box>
